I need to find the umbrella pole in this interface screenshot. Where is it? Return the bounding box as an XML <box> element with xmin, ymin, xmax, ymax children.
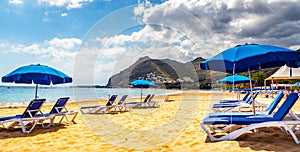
<box><xmin>232</xmin><ymin>64</ymin><xmax>237</xmax><ymax>99</ymax></box>
<box><xmin>264</xmin><ymin>79</ymin><xmax>266</xmax><ymax>96</ymax></box>
<box><xmin>141</xmin><ymin>87</ymin><xmax>143</xmax><ymax>102</ymax></box>
<box><xmin>35</xmin><ymin>84</ymin><xmax>38</xmax><ymax>99</ymax></box>
<box><xmin>248</xmin><ymin>68</ymin><xmax>256</xmax><ymax>116</ymax></box>
<box><xmin>232</xmin><ymin>76</ymin><xmax>235</xmax><ymax>94</ymax></box>
<box><xmin>233</xmin><ymin>64</ymin><xmax>235</xmax><ymax>93</ymax></box>
<box><xmin>271</xmin><ymin>78</ymin><xmax>274</xmax><ymax>98</ymax></box>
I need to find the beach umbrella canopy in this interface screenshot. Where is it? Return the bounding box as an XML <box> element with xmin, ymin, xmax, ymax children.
<box><xmin>218</xmin><ymin>74</ymin><xmax>255</xmax><ymax>100</ymax></box>
<box><xmin>200</xmin><ymin>43</ymin><xmax>300</xmax><ymax>115</ymax></box>
<box><xmin>2</xmin><ymin>64</ymin><xmax>72</xmax><ymax>99</ymax></box>
<box><xmin>200</xmin><ymin>43</ymin><xmax>300</xmax><ymax>73</ymax></box>
<box><xmin>218</xmin><ymin>74</ymin><xmax>255</xmax><ymax>84</ymax></box>
<box><xmin>292</xmin><ymin>82</ymin><xmax>300</xmax><ymax>87</ymax></box>
<box><xmin>130</xmin><ymin>79</ymin><xmax>155</xmax><ymax>101</ymax></box>
<box><xmin>130</xmin><ymin>79</ymin><xmax>156</xmax><ymax>88</ymax></box>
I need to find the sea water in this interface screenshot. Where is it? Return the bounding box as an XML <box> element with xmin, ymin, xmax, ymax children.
<box><xmin>0</xmin><ymin>86</ymin><xmax>178</xmax><ymax>106</ymax></box>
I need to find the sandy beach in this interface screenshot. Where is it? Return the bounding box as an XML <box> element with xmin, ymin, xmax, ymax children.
<box><xmin>1</xmin><ymin>90</ymin><xmax>300</xmax><ymax>151</ymax></box>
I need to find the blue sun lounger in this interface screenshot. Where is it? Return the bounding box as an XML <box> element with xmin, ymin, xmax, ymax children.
<box><xmin>208</xmin><ymin>91</ymin><xmax>284</xmax><ymax>118</ymax></box>
<box><xmin>212</xmin><ymin>92</ymin><xmax>260</xmax><ymax>112</ymax></box>
<box><xmin>110</xmin><ymin>95</ymin><xmax>130</xmax><ymax>113</ymax></box>
<box><xmin>91</xmin><ymin>95</ymin><xmax>129</xmax><ymax>114</ymax></box>
<box><xmin>0</xmin><ymin>99</ymin><xmax>54</xmax><ymax>133</ymax></box>
<box><xmin>125</xmin><ymin>94</ymin><xmax>152</xmax><ymax>108</ymax></box>
<box><xmin>219</xmin><ymin>92</ymin><xmax>250</xmax><ymax>103</ymax></box>
<box><xmin>37</xmin><ymin>97</ymin><xmax>78</xmax><ymax>125</ymax></box>
<box><xmin>80</xmin><ymin>95</ymin><xmax>130</xmax><ymax>114</ymax></box>
<box><xmin>125</xmin><ymin>94</ymin><xmax>151</xmax><ymax>105</ymax></box>
<box><xmin>125</xmin><ymin>94</ymin><xmax>159</xmax><ymax>108</ymax></box>
<box><xmin>213</xmin><ymin>92</ymin><xmax>259</xmax><ymax>108</ymax></box>
<box><xmin>143</xmin><ymin>94</ymin><xmax>161</xmax><ymax>108</ymax></box>
<box><xmin>200</xmin><ymin>93</ymin><xmax>300</xmax><ymax>144</ymax></box>
<box><xmin>80</xmin><ymin>95</ymin><xmax>118</xmax><ymax>114</ymax></box>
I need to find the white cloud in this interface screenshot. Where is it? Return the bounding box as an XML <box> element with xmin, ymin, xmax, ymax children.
<box><xmin>42</xmin><ymin>18</ymin><xmax>51</xmax><ymax>22</ymax></box>
<box><xmin>9</xmin><ymin>0</ymin><xmax>23</xmax><ymax>5</ymax></box>
<box><xmin>0</xmin><ymin>38</ymin><xmax>81</xmax><ymax>83</ymax></box>
<box><xmin>0</xmin><ymin>37</ymin><xmax>81</xmax><ymax>64</ymax></box>
<box><xmin>53</xmin><ymin>0</ymin><xmax>300</xmax><ymax>85</ymax></box>
<box><xmin>37</xmin><ymin>0</ymin><xmax>93</xmax><ymax>9</ymax></box>
<box><xmin>61</xmin><ymin>13</ymin><xmax>68</xmax><ymax>17</ymax></box>
<box><xmin>132</xmin><ymin>0</ymin><xmax>300</xmax><ymax>58</ymax></box>
<box><xmin>73</xmin><ymin>24</ymin><xmax>200</xmax><ymax>85</ymax></box>
<box><xmin>48</xmin><ymin>37</ymin><xmax>81</xmax><ymax>50</ymax></box>
<box><xmin>133</xmin><ymin>4</ymin><xmax>145</xmax><ymax>16</ymax></box>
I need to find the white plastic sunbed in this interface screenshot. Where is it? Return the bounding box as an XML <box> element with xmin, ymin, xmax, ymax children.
<box><xmin>0</xmin><ymin>99</ymin><xmax>54</xmax><ymax>133</ymax></box>
<box><xmin>200</xmin><ymin>93</ymin><xmax>300</xmax><ymax>144</ymax></box>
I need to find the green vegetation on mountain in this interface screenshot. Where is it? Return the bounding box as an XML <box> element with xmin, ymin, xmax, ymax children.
<box><xmin>106</xmin><ymin>56</ymin><xmax>284</xmax><ymax>89</ymax></box>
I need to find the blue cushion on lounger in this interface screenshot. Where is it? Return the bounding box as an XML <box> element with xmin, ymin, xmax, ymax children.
<box><xmin>203</xmin><ymin>93</ymin><xmax>298</xmax><ymax>125</ymax></box>
<box><xmin>209</xmin><ymin>91</ymin><xmax>284</xmax><ymax>117</ymax></box>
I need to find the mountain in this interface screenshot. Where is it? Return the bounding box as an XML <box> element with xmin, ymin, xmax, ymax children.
<box><xmin>106</xmin><ymin>56</ymin><xmax>283</xmax><ymax>89</ymax></box>
<box><xmin>107</xmin><ymin>56</ymin><xmax>213</xmax><ymax>89</ymax></box>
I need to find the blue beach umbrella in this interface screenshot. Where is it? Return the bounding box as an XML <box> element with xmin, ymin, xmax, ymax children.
<box><xmin>292</xmin><ymin>82</ymin><xmax>300</xmax><ymax>87</ymax></box>
<box><xmin>130</xmin><ymin>79</ymin><xmax>156</xmax><ymax>88</ymax></box>
<box><xmin>200</xmin><ymin>43</ymin><xmax>300</xmax><ymax>73</ymax></box>
<box><xmin>218</xmin><ymin>74</ymin><xmax>255</xmax><ymax>99</ymax></box>
<box><xmin>218</xmin><ymin>74</ymin><xmax>255</xmax><ymax>84</ymax></box>
<box><xmin>130</xmin><ymin>79</ymin><xmax>155</xmax><ymax>101</ymax></box>
<box><xmin>2</xmin><ymin>64</ymin><xmax>72</xmax><ymax>99</ymax></box>
<box><xmin>200</xmin><ymin>43</ymin><xmax>300</xmax><ymax>115</ymax></box>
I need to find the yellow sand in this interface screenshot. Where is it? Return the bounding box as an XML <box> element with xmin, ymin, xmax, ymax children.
<box><xmin>0</xmin><ymin>90</ymin><xmax>300</xmax><ymax>151</ymax></box>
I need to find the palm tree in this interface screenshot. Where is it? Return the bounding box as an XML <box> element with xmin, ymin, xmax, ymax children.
<box><xmin>252</xmin><ymin>71</ymin><xmax>267</xmax><ymax>87</ymax></box>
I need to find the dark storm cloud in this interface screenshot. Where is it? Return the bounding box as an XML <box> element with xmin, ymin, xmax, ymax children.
<box><xmin>233</xmin><ymin>0</ymin><xmax>272</xmax><ymax>15</ymax></box>
<box><xmin>238</xmin><ymin>1</ymin><xmax>300</xmax><ymax>40</ymax></box>
<box><xmin>210</xmin><ymin>3</ymin><xmax>233</xmax><ymax>31</ymax></box>
<box><xmin>139</xmin><ymin>0</ymin><xmax>300</xmax><ymax>58</ymax></box>
<box><xmin>267</xmin><ymin>23</ymin><xmax>300</xmax><ymax>38</ymax></box>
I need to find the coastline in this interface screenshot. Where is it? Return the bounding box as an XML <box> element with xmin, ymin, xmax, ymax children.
<box><xmin>0</xmin><ymin>86</ymin><xmax>181</xmax><ymax>107</ymax></box>
<box><xmin>0</xmin><ymin>90</ymin><xmax>183</xmax><ymax>108</ymax></box>
<box><xmin>0</xmin><ymin>90</ymin><xmax>300</xmax><ymax>151</ymax></box>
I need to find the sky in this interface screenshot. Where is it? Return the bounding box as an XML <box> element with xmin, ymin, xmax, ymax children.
<box><xmin>0</xmin><ymin>0</ymin><xmax>300</xmax><ymax>86</ymax></box>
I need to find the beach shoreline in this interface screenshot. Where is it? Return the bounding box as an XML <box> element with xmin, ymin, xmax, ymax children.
<box><xmin>0</xmin><ymin>87</ymin><xmax>182</xmax><ymax>108</ymax></box>
<box><xmin>0</xmin><ymin>90</ymin><xmax>300</xmax><ymax>151</ymax></box>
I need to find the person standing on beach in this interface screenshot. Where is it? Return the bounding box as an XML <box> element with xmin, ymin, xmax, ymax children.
<box><xmin>285</xmin><ymin>89</ymin><xmax>290</xmax><ymax>98</ymax></box>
